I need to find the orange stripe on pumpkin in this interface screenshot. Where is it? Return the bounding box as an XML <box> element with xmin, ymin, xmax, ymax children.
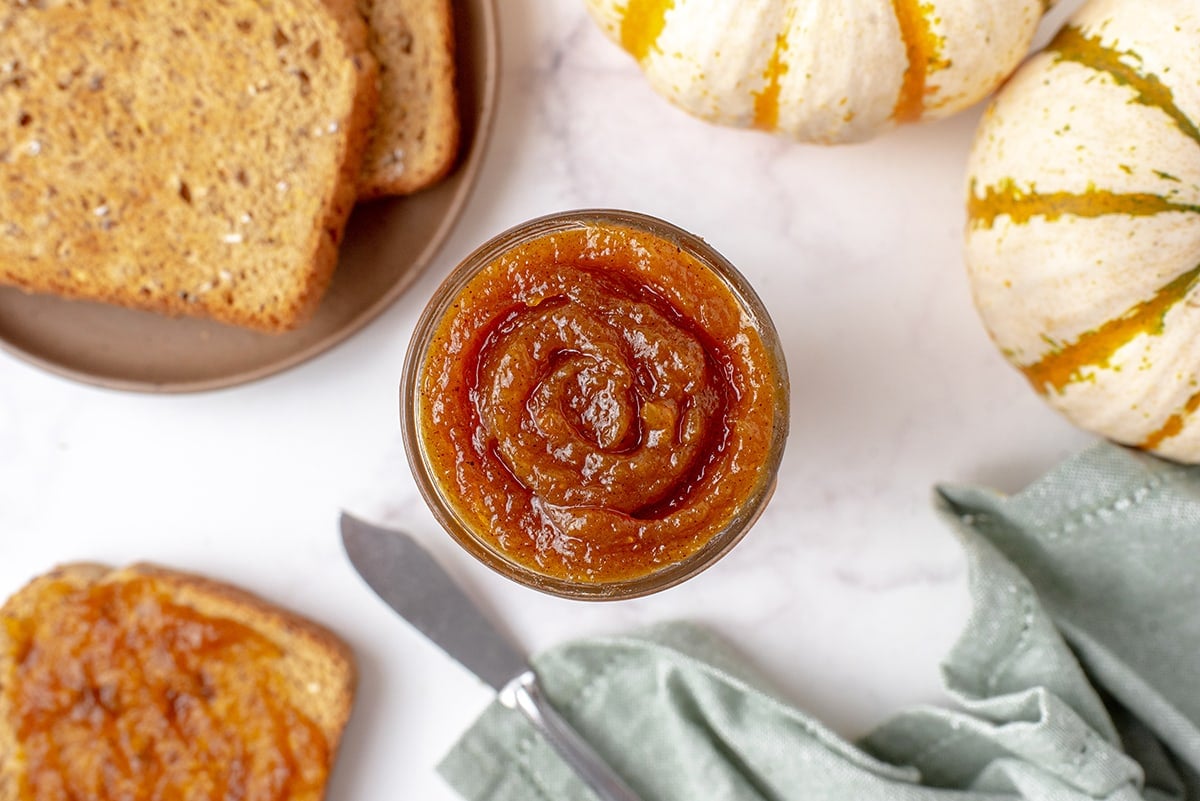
<box><xmin>618</xmin><ymin>0</ymin><xmax>675</xmax><ymax>63</ymax></box>
<box><xmin>1141</xmin><ymin>389</ymin><xmax>1200</xmax><ymax>450</ymax></box>
<box><xmin>968</xmin><ymin>179</ymin><xmax>1200</xmax><ymax>230</ymax></box>
<box><xmin>1021</xmin><ymin>265</ymin><xmax>1200</xmax><ymax>396</ymax></box>
<box><xmin>753</xmin><ymin>26</ymin><xmax>791</xmax><ymax>131</ymax></box>
<box><xmin>890</xmin><ymin>0</ymin><xmax>946</xmax><ymax>123</ymax></box>
<box><xmin>1050</xmin><ymin>25</ymin><xmax>1200</xmax><ymax>149</ymax></box>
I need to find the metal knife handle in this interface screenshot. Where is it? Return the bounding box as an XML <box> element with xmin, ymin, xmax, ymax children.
<box><xmin>500</xmin><ymin>670</ymin><xmax>644</xmax><ymax>801</ymax></box>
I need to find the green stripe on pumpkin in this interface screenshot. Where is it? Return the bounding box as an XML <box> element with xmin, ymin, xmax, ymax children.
<box><xmin>968</xmin><ymin>179</ymin><xmax>1200</xmax><ymax>229</ymax></box>
<box><xmin>1022</xmin><ymin>264</ymin><xmax>1200</xmax><ymax>395</ymax></box>
<box><xmin>618</xmin><ymin>0</ymin><xmax>675</xmax><ymax>63</ymax></box>
<box><xmin>1050</xmin><ymin>25</ymin><xmax>1200</xmax><ymax>149</ymax></box>
<box><xmin>1141</xmin><ymin>388</ymin><xmax>1200</xmax><ymax>450</ymax></box>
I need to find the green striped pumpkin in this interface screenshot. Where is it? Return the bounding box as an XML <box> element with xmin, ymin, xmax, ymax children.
<box><xmin>585</xmin><ymin>0</ymin><xmax>1052</xmax><ymax>143</ymax></box>
<box><xmin>966</xmin><ymin>0</ymin><xmax>1200</xmax><ymax>461</ymax></box>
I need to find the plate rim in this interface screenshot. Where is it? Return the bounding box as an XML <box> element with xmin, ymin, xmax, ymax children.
<box><xmin>0</xmin><ymin>0</ymin><xmax>500</xmax><ymax>395</ymax></box>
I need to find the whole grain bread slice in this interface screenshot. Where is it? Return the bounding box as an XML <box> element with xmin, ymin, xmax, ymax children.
<box><xmin>0</xmin><ymin>0</ymin><xmax>378</xmax><ymax>332</ymax></box>
<box><xmin>0</xmin><ymin>562</ymin><xmax>355</xmax><ymax>801</ymax></box>
<box><xmin>357</xmin><ymin>0</ymin><xmax>460</xmax><ymax>198</ymax></box>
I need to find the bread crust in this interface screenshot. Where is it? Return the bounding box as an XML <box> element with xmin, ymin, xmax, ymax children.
<box><xmin>0</xmin><ymin>562</ymin><xmax>356</xmax><ymax>801</ymax></box>
<box><xmin>289</xmin><ymin>0</ymin><xmax>382</xmax><ymax>330</ymax></box>
<box><xmin>357</xmin><ymin>0</ymin><xmax>460</xmax><ymax>198</ymax></box>
<box><xmin>0</xmin><ymin>0</ymin><xmax>380</xmax><ymax>333</ymax></box>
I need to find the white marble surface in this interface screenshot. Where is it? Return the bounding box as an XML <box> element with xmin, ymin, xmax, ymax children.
<box><xmin>0</xmin><ymin>1</ymin><xmax>1097</xmax><ymax>798</ymax></box>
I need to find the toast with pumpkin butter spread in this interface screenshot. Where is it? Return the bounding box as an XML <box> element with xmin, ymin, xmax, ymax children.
<box><xmin>0</xmin><ymin>563</ymin><xmax>355</xmax><ymax>801</ymax></box>
<box><xmin>0</xmin><ymin>0</ymin><xmax>378</xmax><ymax>332</ymax></box>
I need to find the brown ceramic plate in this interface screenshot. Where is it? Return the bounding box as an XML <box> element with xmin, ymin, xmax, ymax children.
<box><xmin>0</xmin><ymin>0</ymin><xmax>498</xmax><ymax>393</ymax></box>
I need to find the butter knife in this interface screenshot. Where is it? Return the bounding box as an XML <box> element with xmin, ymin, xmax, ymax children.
<box><xmin>340</xmin><ymin>513</ymin><xmax>643</xmax><ymax>801</ymax></box>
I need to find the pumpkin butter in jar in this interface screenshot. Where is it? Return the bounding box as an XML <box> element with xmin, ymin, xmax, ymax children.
<box><xmin>402</xmin><ymin>210</ymin><xmax>789</xmax><ymax>599</ymax></box>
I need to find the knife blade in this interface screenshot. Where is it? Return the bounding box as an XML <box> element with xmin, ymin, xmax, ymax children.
<box><xmin>339</xmin><ymin>513</ymin><xmax>644</xmax><ymax>801</ymax></box>
<box><xmin>340</xmin><ymin>511</ymin><xmax>527</xmax><ymax>690</ymax></box>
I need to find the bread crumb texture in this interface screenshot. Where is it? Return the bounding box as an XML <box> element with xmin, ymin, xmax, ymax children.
<box><xmin>0</xmin><ymin>0</ymin><xmax>378</xmax><ymax>332</ymax></box>
<box><xmin>357</xmin><ymin>0</ymin><xmax>458</xmax><ymax>197</ymax></box>
<box><xmin>0</xmin><ymin>563</ymin><xmax>355</xmax><ymax>801</ymax></box>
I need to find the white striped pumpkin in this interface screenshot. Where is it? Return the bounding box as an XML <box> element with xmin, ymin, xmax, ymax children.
<box><xmin>584</xmin><ymin>0</ymin><xmax>1052</xmax><ymax>144</ymax></box>
<box><xmin>965</xmin><ymin>0</ymin><xmax>1200</xmax><ymax>462</ymax></box>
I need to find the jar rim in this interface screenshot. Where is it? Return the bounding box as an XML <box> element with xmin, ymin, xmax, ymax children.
<box><xmin>400</xmin><ymin>209</ymin><xmax>790</xmax><ymax>600</ymax></box>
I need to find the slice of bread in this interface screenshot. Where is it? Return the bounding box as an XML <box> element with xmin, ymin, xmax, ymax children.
<box><xmin>357</xmin><ymin>0</ymin><xmax>460</xmax><ymax>198</ymax></box>
<box><xmin>0</xmin><ymin>563</ymin><xmax>355</xmax><ymax>801</ymax></box>
<box><xmin>0</xmin><ymin>0</ymin><xmax>378</xmax><ymax>332</ymax></box>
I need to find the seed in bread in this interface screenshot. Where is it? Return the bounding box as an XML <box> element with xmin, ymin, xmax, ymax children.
<box><xmin>0</xmin><ymin>563</ymin><xmax>355</xmax><ymax>801</ymax></box>
<box><xmin>357</xmin><ymin>0</ymin><xmax>460</xmax><ymax>198</ymax></box>
<box><xmin>0</xmin><ymin>0</ymin><xmax>378</xmax><ymax>332</ymax></box>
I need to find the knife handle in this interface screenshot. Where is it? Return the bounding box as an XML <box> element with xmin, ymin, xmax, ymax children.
<box><xmin>500</xmin><ymin>670</ymin><xmax>644</xmax><ymax>801</ymax></box>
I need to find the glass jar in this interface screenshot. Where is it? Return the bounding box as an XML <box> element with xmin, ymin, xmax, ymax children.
<box><xmin>401</xmin><ymin>210</ymin><xmax>789</xmax><ymax>600</ymax></box>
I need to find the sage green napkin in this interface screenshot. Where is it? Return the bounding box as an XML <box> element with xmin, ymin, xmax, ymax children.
<box><xmin>439</xmin><ymin>443</ymin><xmax>1200</xmax><ymax>800</ymax></box>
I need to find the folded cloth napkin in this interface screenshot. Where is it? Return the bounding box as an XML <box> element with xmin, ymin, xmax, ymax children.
<box><xmin>439</xmin><ymin>443</ymin><xmax>1200</xmax><ymax>800</ymax></box>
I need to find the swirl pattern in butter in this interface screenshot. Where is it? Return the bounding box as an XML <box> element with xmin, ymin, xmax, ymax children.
<box><xmin>417</xmin><ymin>222</ymin><xmax>784</xmax><ymax>584</ymax></box>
